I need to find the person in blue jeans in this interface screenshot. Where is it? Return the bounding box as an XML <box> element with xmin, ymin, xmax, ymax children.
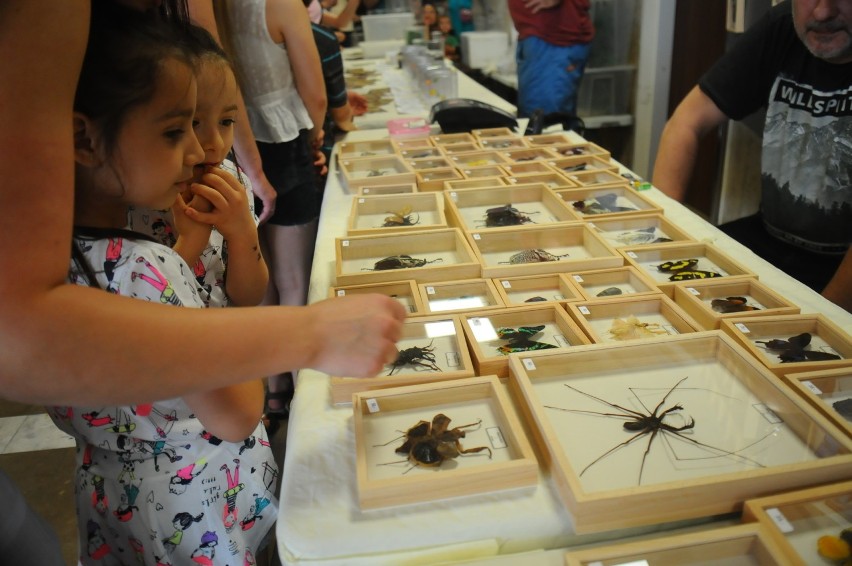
<box><xmin>508</xmin><ymin>0</ymin><xmax>595</xmax><ymax>118</ymax></box>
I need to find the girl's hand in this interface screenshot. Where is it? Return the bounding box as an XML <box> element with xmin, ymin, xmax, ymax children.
<box><xmin>184</xmin><ymin>168</ymin><xmax>257</xmax><ymax>243</ymax></box>
<box><xmin>172</xmin><ymin>192</ymin><xmax>213</xmax><ymax>244</ymax></box>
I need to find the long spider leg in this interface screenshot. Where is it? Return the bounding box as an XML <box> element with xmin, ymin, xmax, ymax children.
<box><xmin>564</xmin><ymin>385</ymin><xmax>647</xmax><ymax>419</ymax></box>
<box><xmin>637</xmin><ymin>428</ymin><xmax>660</xmax><ymax>485</ymax></box>
<box><xmin>544</xmin><ymin>405</ymin><xmax>639</xmax><ymax>422</ymax></box>
<box><xmin>633</xmin><ymin>376</ymin><xmax>690</xmax><ymax>416</ymax></box>
<box><xmin>579</xmin><ymin>429</ymin><xmax>651</xmax><ymax>476</ymax></box>
<box><xmin>661</xmin><ymin>425</ymin><xmax>769</xmax><ymax>469</ymax></box>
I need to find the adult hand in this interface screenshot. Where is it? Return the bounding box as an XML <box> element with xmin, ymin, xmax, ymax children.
<box><xmin>306</xmin><ymin>294</ymin><xmax>406</xmax><ymax>377</ymax></box>
<box><xmin>347</xmin><ymin>91</ymin><xmax>369</xmax><ymax>116</ymax></box>
<box><xmin>250</xmin><ymin>175</ymin><xmax>278</xmax><ymax>225</ymax></box>
<box><xmin>522</xmin><ymin>0</ymin><xmax>561</xmax><ymax>14</ymax></box>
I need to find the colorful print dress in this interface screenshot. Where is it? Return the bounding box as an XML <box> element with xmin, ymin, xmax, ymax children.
<box><xmin>51</xmin><ymin>231</ymin><xmax>279</xmax><ymax>566</ymax></box>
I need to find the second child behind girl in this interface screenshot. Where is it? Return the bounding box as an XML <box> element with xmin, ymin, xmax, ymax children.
<box><xmin>49</xmin><ymin>3</ymin><xmax>278</xmax><ymax>564</ymax></box>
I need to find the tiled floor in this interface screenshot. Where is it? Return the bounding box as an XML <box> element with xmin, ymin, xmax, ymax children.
<box><xmin>0</xmin><ymin>397</ymin><xmax>288</xmax><ymax>566</ymax></box>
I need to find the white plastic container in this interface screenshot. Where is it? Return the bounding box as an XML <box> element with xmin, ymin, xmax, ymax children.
<box><xmin>460</xmin><ymin>31</ymin><xmax>510</xmax><ymax>69</ymax></box>
<box><xmin>361</xmin><ymin>12</ymin><xmax>415</xmax><ymax>42</ymax></box>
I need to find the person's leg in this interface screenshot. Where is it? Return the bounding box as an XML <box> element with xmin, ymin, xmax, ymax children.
<box><xmin>516</xmin><ymin>36</ymin><xmax>590</xmax><ymax>118</ymax></box>
<box><xmin>0</xmin><ymin>471</ymin><xmax>65</xmax><ymax>565</ymax></box>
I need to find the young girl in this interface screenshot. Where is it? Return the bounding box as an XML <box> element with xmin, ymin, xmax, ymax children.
<box><xmin>128</xmin><ymin>24</ymin><xmax>268</xmax><ymax>309</ymax></box>
<box><xmin>48</xmin><ymin>3</ymin><xmax>278</xmax><ymax>564</ymax></box>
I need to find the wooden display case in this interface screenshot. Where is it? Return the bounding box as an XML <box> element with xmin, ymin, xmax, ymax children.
<box><xmin>720</xmin><ymin>314</ymin><xmax>852</xmax><ymax>376</ymax></box>
<box><xmin>523</xmin><ymin>133</ymin><xmax>573</xmax><ymax>146</ymax></box>
<box><xmin>504</xmin><ymin>172</ymin><xmax>578</xmax><ymax>190</ymax></box>
<box><xmin>565</xmin><ymin>294</ymin><xmax>701</xmax><ymax>344</ymax></box>
<box><xmin>415</xmin><ymin>167</ymin><xmax>464</xmax><ymax>191</ymax></box>
<box><xmin>391</xmin><ymin>137</ymin><xmax>433</xmax><ymax>152</ymax></box>
<box><xmin>569</xmin><ymin>265</ymin><xmax>662</xmax><ymax>301</ymax></box>
<box><xmin>331</xmin><ymin>315</ymin><xmax>475</xmax><ymax>404</ymax></box>
<box><xmin>560</xmin><ymin>169</ymin><xmax>630</xmax><ymax>189</ymax></box>
<box><xmin>620</xmin><ymin>241</ymin><xmax>757</xmax><ymax>290</ymax></box>
<box><xmin>556</xmin><ymin>186</ymin><xmax>662</xmax><ymax>219</ymax></box>
<box><xmin>334</xmin><ymin>228</ymin><xmax>480</xmax><ymax>286</ymax></box>
<box><xmin>467</xmin><ymin>224</ymin><xmax>623</xmax><ymax>279</ymax></box>
<box><xmin>548</xmin><ymin>154</ymin><xmax>618</xmax><ymax>176</ymax></box>
<box><xmin>444</xmin><ymin>183</ymin><xmax>579</xmax><ymax>231</ymax></box>
<box><xmin>443</xmin><ymin>177</ymin><xmax>508</xmax><ymax>191</ymax></box>
<box><xmin>477</xmin><ymin>136</ymin><xmax>528</xmax><ymax>151</ymax></box>
<box><xmin>672</xmin><ymin>278</ymin><xmax>800</xmax><ymax>330</ymax></box>
<box><xmin>337</xmin><ymin>138</ymin><xmax>396</xmax><ymax>160</ymax></box>
<box><xmin>742</xmin><ymin>480</ymin><xmax>852</xmax><ymax>566</ymax></box>
<box><xmin>329</xmin><ymin>280</ymin><xmax>425</xmax><ymax>316</ymax></box>
<box><xmin>447</xmin><ymin>150</ymin><xmax>509</xmax><ymax>169</ymax></box>
<box><xmin>471</xmin><ymin>127</ymin><xmax>517</xmax><ymax>139</ymax></box>
<box><xmin>457</xmin><ymin>165</ymin><xmax>509</xmax><ymax>179</ymax></box>
<box><xmin>396</xmin><ymin>146</ymin><xmax>444</xmax><ymax>160</ymax></box>
<box><xmin>461</xmin><ymin>304</ymin><xmax>591</xmax><ymax>377</ymax></box>
<box><xmin>784</xmin><ymin>367</ymin><xmax>852</xmax><ymax>439</ymax></box>
<box><xmin>438</xmin><ymin>142</ymin><xmax>481</xmax><ymax>155</ymax></box>
<box><xmin>430</xmin><ymin>132</ymin><xmax>476</xmax><ymax>146</ymax></box>
<box><xmin>358</xmin><ymin>182</ymin><xmax>418</xmax><ymax>196</ymax></box>
<box><xmin>407</xmin><ymin>156</ymin><xmax>455</xmax><ymax>171</ymax></box>
<box><xmin>353</xmin><ymin>375</ymin><xmax>539</xmax><ymax>509</ymax></box>
<box><xmin>418</xmin><ymin>278</ymin><xmax>505</xmax><ymax>315</ymax></box>
<box><xmin>347</xmin><ymin>192</ymin><xmax>447</xmax><ymax>236</ymax></box>
<box><xmin>493</xmin><ymin>273</ymin><xmax>585</xmax><ymax>307</ymax></box>
<box><xmin>339</xmin><ymin>155</ymin><xmax>416</xmax><ymax>191</ymax></box>
<box><xmin>585</xmin><ymin>213</ymin><xmax>695</xmax><ymax>249</ymax></box>
<box><xmin>497</xmin><ymin>147</ymin><xmax>558</xmax><ymax>163</ymax></box>
<box><xmin>563</xmin><ymin>523</ymin><xmax>790</xmax><ymax>565</ymax></box>
<box><xmin>507</xmin><ymin>332</ymin><xmax>852</xmax><ymax>533</ymax></box>
<box><xmin>499</xmin><ymin>161</ymin><xmax>555</xmax><ymax>177</ymax></box>
<box><xmin>548</xmin><ymin>141</ymin><xmax>611</xmax><ymax>160</ymax></box>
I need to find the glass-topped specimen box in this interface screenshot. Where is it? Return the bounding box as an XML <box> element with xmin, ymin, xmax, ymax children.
<box><xmin>334</xmin><ymin>227</ymin><xmax>480</xmax><ymax>286</ymax></box>
<box><xmin>430</xmin><ymin>132</ymin><xmax>477</xmax><ymax>146</ymax></box>
<box><xmin>504</xmin><ymin>172</ymin><xmax>578</xmax><ymax>190</ymax></box>
<box><xmin>492</xmin><ymin>272</ymin><xmax>585</xmax><ymax>307</ymax></box>
<box><xmin>673</xmin><ymin>278</ymin><xmax>800</xmax><ymax>330</ymax></box>
<box><xmin>417</xmin><ymin>278</ymin><xmax>505</xmax><ymax>316</ymax></box>
<box><xmin>330</xmin><ymin>314</ymin><xmax>475</xmax><ymax>405</ymax></box>
<box><xmin>329</xmin><ymin>280</ymin><xmax>425</xmax><ymax>316</ymax></box>
<box><xmin>406</xmin><ymin>156</ymin><xmax>455</xmax><ymax>171</ymax></box>
<box><xmin>555</xmin><ymin>186</ymin><xmax>662</xmax><ymax>219</ymax></box>
<box><xmin>569</xmin><ymin>265</ymin><xmax>662</xmax><ymax>301</ymax></box>
<box><xmin>548</xmin><ymin>154</ymin><xmax>618</xmax><ymax>177</ymax></box>
<box><xmin>396</xmin><ymin>146</ymin><xmax>444</xmax><ymax>161</ymax></box>
<box><xmin>353</xmin><ymin>375</ymin><xmax>539</xmax><ymax>510</ymax></box>
<box><xmin>548</xmin><ymin>140</ymin><xmax>611</xmax><ymax>160</ymax></box>
<box><xmin>477</xmin><ymin>136</ymin><xmax>528</xmax><ymax>151</ymax></box>
<box><xmin>347</xmin><ymin>192</ymin><xmax>447</xmax><ymax>236</ymax></box>
<box><xmin>720</xmin><ymin>314</ymin><xmax>852</xmax><ymax>377</ymax></box>
<box><xmin>437</xmin><ymin>141</ymin><xmax>481</xmax><ymax>155</ymax></box>
<box><xmin>785</xmin><ymin>367</ymin><xmax>852</xmax><ymax>440</ymax></box>
<box><xmin>357</xmin><ymin>182</ymin><xmax>418</xmax><ymax>196</ymax></box>
<box><xmin>499</xmin><ymin>161</ymin><xmax>554</xmax><ymax>178</ymax></box>
<box><xmin>443</xmin><ymin>177</ymin><xmax>509</xmax><ymax>191</ymax></box>
<box><xmin>522</xmin><ymin>132</ymin><xmax>573</xmax><ymax>146</ymax></box>
<box><xmin>339</xmin><ymin>155</ymin><xmax>416</xmax><ymax>192</ymax></box>
<box><xmin>496</xmin><ymin>147</ymin><xmax>559</xmax><ymax>164</ymax></box>
<box><xmin>471</xmin><ymin>126</ymin><xmax>517</xmax><ymax>139</ymax></box>
<box><xmin>336</xmin><ymin>138</ymin><xmax>396</xmax><ymax>161</ymax></box>
<box><xmin>559</xmin><ymin>168</ymin><xmax>631</xmax><ymax>189</ymax></box>
<box><xmin>460</xmin><ymin>304</ymin><xmax>591</xmax><ymax>377</ymax></box>
<box><xmin>585</xmin><ymin>213</ymin><xmax>695</xmax><ymax>249</ymax></box>
<box><xmin>458</xmin><ymin>165</ymin><xmax>509</xmax><ymax>179</ymax></box>
<box><xmin>444</xmin><ymin>183</ymin><xmax>580</xmax><ymax>232</ymax></box>
<box><xmin>743</xmin><ymin>480</ymin><xmax>852</xmax><ymax>566</ymax></box>
<box><xmin>565</xmin><ymin>294</ymin><xmax>701</xmax><ymax>344</ymax></box>
<box><xmin>415</xmin><ymin>167</ymin><xmax>464</xmax><ymax>192</ymax></box>
<box><xmin>447</xmin><ymin>150</ymin><xmax>509</xmax><ymax>169</ymax></box>
<box><xmin>391</xmin><ymin>136</ymin><xmax>434</xmax><ymax>153</ymax></box>
<box><xmin>467</xmin><ymin>223</ymin><xmax>623</xmax><ymax>279</ymax></box>
<box><xmin>564</xmin><ymin>523</ymin><xmax>789</xmax><ymax>565</ymax></box>
<box><xmin>506</xmin><ymin>331</ymin><xmax>852</xmax><ymax>533</ymax></box>
<box><xmin>619</xmin><ymin>241</ymin><xmax>757</xmax><ymax>292</ymax></box>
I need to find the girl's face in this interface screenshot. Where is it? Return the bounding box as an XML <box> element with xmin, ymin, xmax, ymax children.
<box><xmin>438</xmin><ymin>16</ymin><xmax>452</xmax><ymax>34</ymax></box>
<box><xmin>192</xmin><ymin>58</ymin><xmax>239</xmax><ymax>181</ymax></box>
<box><xmin>107</xmin><ymin>58</ymin><xmax>203</xmax><ymax>211</ymax></box>
<box><xmin>423</xmin><ymin>5</ymin><xmax>437</xmax><ymax>25</ymax></box>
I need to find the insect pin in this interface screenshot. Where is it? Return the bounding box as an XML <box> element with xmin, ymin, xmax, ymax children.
<box><xmin>381</xmin><ymin>206</ymin><xmax>420</xmax><ymax>227</ymax></box>
<box><xmin>755</xmin><ymin>332</ymin><xmax>841</xmax><ymax>363</ymax></box>
<box><xmin>480</xmin><ymin>204</ymin><xmax>538</xmax><ymax>227</ymax></box>
<box><xmin>364</xmin><ymin>255</ymin><xmax>443</xmax><ymax>271</ymax></box>
<box><xmin>386</xmin><ymin>340</ymin><xmax>441</xmax><ymax>375</ymax></box>
<box><xmin>495</xmin><ymin>325</ymin><xmax>557</xmax><ymax>354</ymax></box>
<box><xmin>654</xmin><ymin>258</ymin><xmax>721</xmax><ymax>281</ymax></box>
<box><xmin>500</xmin><ymin>249</ymin><xmax>569</xmax><ymax>264</ymax></box>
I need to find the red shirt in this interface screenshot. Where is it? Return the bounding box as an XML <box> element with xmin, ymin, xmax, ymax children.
<box><xmin>508</xmin><ymin>0</ymin><xmax>594</xmax><ymax>46</ymax></box>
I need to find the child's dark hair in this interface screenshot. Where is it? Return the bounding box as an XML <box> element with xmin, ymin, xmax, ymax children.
<box><xmin>74</xmin><ymin>0</ymin><xmax>196</xmax><ymax>157</ymax></box>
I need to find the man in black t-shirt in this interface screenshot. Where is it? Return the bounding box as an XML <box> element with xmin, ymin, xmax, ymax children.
<box><xmin>653</xmin><ymin>0</ymin><xmax>851</xmax><ymax>312</ymax></box>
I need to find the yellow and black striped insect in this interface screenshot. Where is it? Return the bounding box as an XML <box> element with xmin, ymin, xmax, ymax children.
<box><xmin>381</xmin><ymin>206</ymin><xmax>420</xmax><ymax>227</ymax></box>
<box><xmin>495</xmin><ymin>325</ymin><xmax>557</xmax><ymax>354</ymax></box>
<box><xmin>655</xmin><ymin>258</ymin><xmax>721</xmax><ymax>281</ymax></box>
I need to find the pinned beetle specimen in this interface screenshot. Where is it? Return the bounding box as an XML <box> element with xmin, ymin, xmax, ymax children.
<box><xmin>381</xmin><ymin>206</ymin><xmax>420</xmax><ymax>227</ymax></box>
<box><xmin>572</xmin><ymin>193</ymin><xmax>638</xmax><ymax>215</ymax></box>
<box><xmin>608</xmin><ymin>315</ymin><xmax>669</xmax><ymax>341</ymax></box>
<box><xmin>481</xmin><ymin>204</ymin><xmax>538</xmax><ymax>227</ymax></box>
<box><xmin>364</xmin><ymin>255</ymin><xmax>443</xmax><ymax>271</ymax></box>
<box><xmin>524</xmin><ymin>296</ymin><xmax>548</xmax><ymax>303</ymax></box>
<box><xmin>495</xmin><ymin>325</ymin><xmax>557</xmax><ymax>354</ymax></box>
<box><xmin>654</xmin><ymin>258</ymin><xmax>721</xmax><ymax>281</ymax></box>
<box><xmin>755</xmin><ymin>332</ymin><xmax>842</xmax><ymax>363</ymax></box>
<box><xmin>375</xmin><ymin>413</ymin><xmax>492</xmax><ymax>473</ymax></box>
<box><xmin>710</xmin><ymin>296</ymin><xmax>760</xmax><ymax>314</ymax></box>
<box><xmin>544</xmin><ymin>376</ymin><xmax>768</xmax><ymax>485</ymax></box>
<box><xmin>386</xmin><ymin>340</ymin><xmax>441</xmax><ymax>375</ymax></box>
<box><xmin>499</xmin><ymin>249</ymin><xmax>570</xmax><ymax>264</ymax></box>
<box><xmin>596</xmin><ymin>286</ymin><xmax>623</xmax><ymax>297</ymax></box>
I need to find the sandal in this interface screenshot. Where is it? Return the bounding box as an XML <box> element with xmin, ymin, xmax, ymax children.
<box><xmin>264</xmin><ymin>389</ymin><xmax>292</xmax><ymax>418</ymax></box>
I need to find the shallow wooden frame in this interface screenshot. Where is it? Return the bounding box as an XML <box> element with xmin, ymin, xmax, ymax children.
<box><xmin>672</xmin><ymin>278</ymin><xmax>800</xmax><ymax>330</ymax></box>
<box><xmin>406</xmin><ymin>155</ymin><xmax>455</xmax><ymax>171</ymax></box>
<box><xmin>584</xmin><ymin>213</ymin><xmax>695</xmax><ymax>249</ymax></box>
<box><xmin>339</xmin><ymin>155</ymin><xmax>416</xmax><ymax>191</ymax></box>
<box><xmin>783</xmin><ymin>367</ymin><xmax>852</xmax><ymax>439</ymax></box>
<box><xmin>437</xmin><ymin>141</ymin><xmax>481</xmax><ymax>155</ymax></box>
<box><xmin>391</xmin><ymin>137</ymin><xmax>434</xmax><ymax>152</ymax></box>
<box><xmin>352</xmin><ymin>375</ymin><xmax>539</xmax><ymax>510</ymax></box>
<box><xmin>444</xmin><ymin>183</ymin><xmax>580</xmax><ymax>232</ymax></box>
<box><xmin>499</xmin><ymin>161</ymin><xmax>555</xmax><ymax>178</ymax></box>
<box><xmin>504</xmin><ymin>172</ymin><xmax>579</xmax><ymax>190</ymax></box>
<box><xmin>417</xmin><ymin>278</ymin><xmax>506</xmax><ymax>316</ymax></box>
<box><xmin>337</xmin><ymin>138</ymin><xmax>397</xmax><ymax>161</ymax></box>
<box><xmin>415</xmin><ymin>167</ymin><xmax>465</xmax><ymax>191</ymax></box>
<box><xmin>334</xmin><ymin>227</ymin><xmax>480</xmax><ymax>286</ymax></box>
<box><xmin>476</xmin><ymin>136</ymin><xmax>529</xmax><ymax>151</ymax></box>
<box><xmin>558</xmin><ymin>168</ymin><xmax>631</xmax><ymax>189</ymax></box>
<box><xmin>467</xmin><ymin>223</ymin><xmax>623</xmax><ymax>279</ymax></box>
<box><xmin>357</xmin><ymin>182</ymin><xmax>418</xmax><ymax>196</ymax></box>
<box><xmin>565</xmin><ymin>294</ymin><xmax>701</xmax><ymax>344</ymax></box>
<box><xmin>720</xmin><ymin>314</ymin><xmax>852</xmax><ymax>376</ymax></box>
<box><xmin>396</xmin><ymin>146</ymin><xmax>444</xmax><ymax>161</ymax></box>
<box><xmin>569</xmin><ymin>265</ymin><xmax>662</xmax><ymax>301</ymax></box>
<box><xmin>492</xmin><ymin>273</ymin><xmax>586</xmax><ymax>307</ymax></box>
<box><xmin>347</xmin><ymin>192</ymin><xmax>447</xmax><ymax>236</ymax></box>
<box><xmin>742</xmin><ymin>480</ymin><xmax>852</xmax><ymax>566</ymax></box>
<box><xmin>442</xmin><ymin>177</ymin><xmax>509</xmax><ymax>191</ymax></box>
<box><xmin>446</xmin><ymin>150</ymin><xmax>510</xmax><ymax>169</ymax></box>
<box><xmin>548</xmin><ymin>141</ymin><xmax>611</xmax><ymax>160</ymax></box>
<box><xmin>497</xmin><ymin>147</ymin><xmax>559</xmax><ymax>164</ymax></box>
<box><xmin>522</xmin><ymin>132</ymin><xmax>573</xmax><ymax>146</ymax></box>
<box><xmin>563</xmin><ymin>522</ymin><xmax>790</xmax><ymax>565</ymax></box>
<box><xmin>471</xmin><ymin>127</ymin><xmax>517</xmax><ymax>139</ymax></box>
<box><xmin>555</xmin><ymin>186</ymin><xmax>662</xmax><ymax>220</ymax></box>
<box><xmin>461</xmin><ymin>304</ymin><xmax>591</xmax><ymax>377</ymax></box>
<box><xmin>457</xmin><ymin>165</ymin><xmax>509</xmax><ymax>179</ymax></box>
<box><xmin>430</xmin><ymin>132</ymin><xmax>477</xmax><ymax>146</ymax></box>
<box><xmin>507</xmin><ymin>331</ymin><xmax>852</xmax><ymax>533</ymax></box>
<box><xmin>329</xmin><ymin>280</ymin><xmax>426</xmax><ymax>317</ymax></box>
<box><xmin>619</xmin><ymin>241</ymin><xmax>757</xmax><ymax>290</ymax></box>
<box><xmin>331</xmin><ymin>314</ymin><xmax>475</xmax><ymax>404</ymax></box>
<box><xmin>548</xmin><ymin>154</ymin><xmax>619</xmax><ymax>176</ymax></box>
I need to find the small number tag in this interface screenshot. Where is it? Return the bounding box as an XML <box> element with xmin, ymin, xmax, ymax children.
<box><xmin>426</xmin><ymin>286</ymin><xmax>435</xmax><ymax>295</ymax></box>
<box><xmin>579</xmin><ymin>306</ymin><xmax>591</xmax><ymax>315</ymax></box>
<box><xmin>366</xmin><ymin>398</ymin><xmax>380</xmax><ymax>413</ymax></box>
<box><xmin>501</xmin><ymin>280</ymin><xmax>512</xmax><ymax>289</ymax></box>
<box><xmin>573</xmin><ymin>275</ymin><xmax>584</xmax><ymax>283</ymax></box>
<box><xmin>663</xmin><ymin>325</ymin><xmax>679</xmax><ymax>335</ymax></box>
<box><xmin>766</xmin><ymin>507</ymin><xmax>794</xmax><ymax>533</ymax></box>
<box><xmin>358</xmin><ymin>198</ymin><xmax>365</xmax><ymax>203</ymax></box>
<box><xmin>336</xmin><ymin>290</ymin><xmax>346</xmax><ymax>296</ymax></box>
<box><xmin>473</xmin><ymin>233</ymin><xmax>481</xmax><ymax>240</ymax></box>
<box><xmin>342</xmin><ymin>240</ymin><xmax>350</xmax><ymax>247</ymax></box>
<box><xmin>626</xmin><ymin>251</ymin><xmax>638</xmax><ymax>258</ymax></box>
<box><xmin>363</xmin><ymin>188</ymin><xmax>371</xmax><ymax>194</ymax></box>
<box><xmin>522</xmin><ymin>358</ymin><xmax>536</xmax><ymax>371</ymax></box>
<box><xmin>445</xmin><ymin>351</ymin><xmax>460</xmax><ymax>367</ymax></box>
<box><xmin>554</xmin><ymin>334</ymin><xmax>569</xmax><ymax>347</ymax></box>
<box><xmin>586</xmin><ymin>222</ymin><xmax>596</xmax><ymax>228</ymax></box>
<box><xmin>735</xmin><ymin>322</ymin><xmax>750</xmax><ymax>333</ymax></box>
<box><xmin>753</xmin><ymin>403</ymin><xmax>783</xmax><ymax>424</ymax></box>
<box><xmin>486</xmin><ymin>426</ymin><xmax>507</xmax><ymax>449</ymax></box>
<box><xmin>802</xmin><ymin>380</ymin><xmax>823</xmax><ymax>395</ymax></box>
<box><xmin>449</xmin><ymin>191</ymin><xmax>458</xmax><ymax>201</ymax></box>
<box><xmin>687</xmin><ymin>287</ymin><xmax>700</xmax><ymax>295</ymax></box>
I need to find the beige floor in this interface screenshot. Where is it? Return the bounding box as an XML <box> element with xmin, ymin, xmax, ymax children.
<box><xmin>0</xmin><ymin>397</ymin><xmax>288</xmax><ymax>566</ymax></box>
